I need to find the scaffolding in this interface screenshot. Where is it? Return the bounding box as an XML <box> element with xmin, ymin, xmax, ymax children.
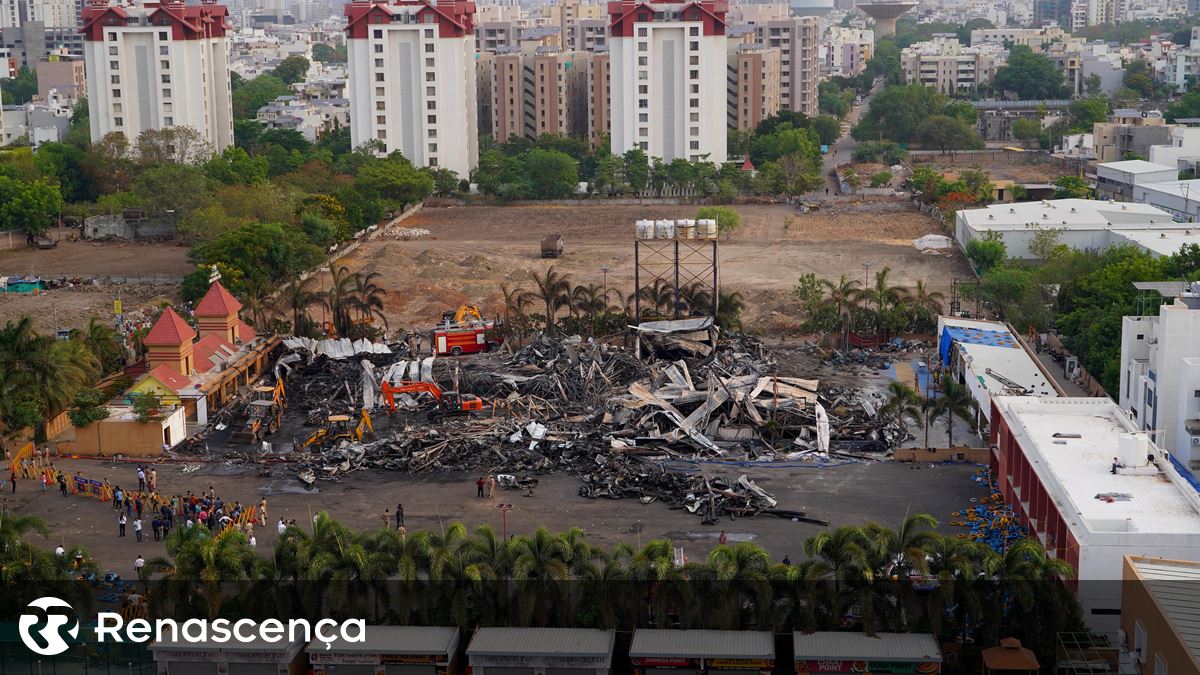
<box><xmin>633</xmin><ymin>238</ymin><xmax>718</xmax><ymax>322</ymax></box>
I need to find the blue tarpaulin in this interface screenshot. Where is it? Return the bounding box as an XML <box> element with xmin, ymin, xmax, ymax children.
<box><xmin>939</xmin><ymin>326</ymin><xmax>1019</xmax><ymax>365</ymax></box>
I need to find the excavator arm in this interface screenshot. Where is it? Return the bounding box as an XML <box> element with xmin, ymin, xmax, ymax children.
<box><xmin>380</xmin><ymin>381</ymin><xmax>444</xmax><ymax>414</ymax></box>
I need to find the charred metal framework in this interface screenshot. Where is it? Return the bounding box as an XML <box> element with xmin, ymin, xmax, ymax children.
<box><xmin>633</xmin><ymin>239</ymin><xmax>719</xmax><ymax>322</ymax></box>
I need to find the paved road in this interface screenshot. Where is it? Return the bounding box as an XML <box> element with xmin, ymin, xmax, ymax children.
<box><xmin>813</xmin><ymin>78</ymin><xmax>882</xmax><ymax>198</ymax></box>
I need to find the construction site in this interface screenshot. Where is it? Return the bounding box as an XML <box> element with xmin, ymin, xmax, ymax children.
<box><xmin>11</xmin><ymin>202</ymin><xmax>991</xmax><ymax>560</ymax></box>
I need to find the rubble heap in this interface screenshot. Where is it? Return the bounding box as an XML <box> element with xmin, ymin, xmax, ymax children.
<box><xmin>229</xmin><ymin>323</ymin><xmax>907</xmax><ymax>523</ymax></box>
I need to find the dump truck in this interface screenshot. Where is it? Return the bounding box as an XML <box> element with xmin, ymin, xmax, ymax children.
<box><xmin>541</xmin><ymin>234</ymin><xmax>563</xmax><ymax>258</ymax></box>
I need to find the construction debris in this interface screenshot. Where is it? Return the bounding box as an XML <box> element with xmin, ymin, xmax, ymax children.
<box><xmin>204</xmin><ymin>326</ymin><xmax>911</xmax><ymax>524</ymax></box>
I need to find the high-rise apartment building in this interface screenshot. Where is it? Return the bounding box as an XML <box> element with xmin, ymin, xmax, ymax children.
<box><xmin>586</xmin><ymin>49</ymin><xmax>608</xmax><ymax>144</ymax></box>
<box><xmin>752</xmin><ymin>16</ymin><xmax>817</xmax><ymax>116</ymax></box>
<box><xmin>489</xmin><ymin>46</ymin><xmax>590</xmax><ymax>141</ymax></box>
<box><xmin>345</xmin><ymin>0</ymin><xmax>478</xmax><ymax>175</ymax></box>
<box><xmin>824</xmin><ymin>25</ymin><xmax>872</xmax><ymax>77</ymax></box>
<box><xmin>728</xmin><ymin>41</ymin><xmax>779</xmax><ymax>131</ymax></box>
<box><xmin>81</xmin><ymin>0</ymin><xmax>233</xmax><ymax>151</ymax></box>
<box><xmin>608</xmin><ymin>0</ymin><xmax>728</xmax><ymax>163</ymax></box>
<box><xmin>900</xmin><ymin>37</ymin><xmax>1003</xmax><ymax>96</ymax></box>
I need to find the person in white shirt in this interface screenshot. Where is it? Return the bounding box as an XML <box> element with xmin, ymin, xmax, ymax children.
<box><xmin>54</xmin><ymin>545</ymin><xmax>65</xmax><ymax>556</ymax></box>
<box><xmin>277</xmin><ymin>518</ymin><xmax>286</xmax><ymax>535</ymax></box>
<box><xmin>249</xmin><ymin>535</ymin><xmax>256</xmax><ymax>548</ymax></box>
<box><xmin>133</xmin><ymin>554</ymin><xmax>145</xmax><ymax>577</ymax></box>
<box><xmin>133</xmin><ymin>518</ymin><xmax>143</xmax><ymax>542</ymax></box>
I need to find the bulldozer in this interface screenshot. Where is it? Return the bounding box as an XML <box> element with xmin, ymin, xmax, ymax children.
<box><xmin>380</xmin><ymin>380</ymin><xmax>484</xmax><ymax>420</ymax></box>
<box><xmin>301</xmin><ymin>409</ymin><xmax>373</xmax><ymax>449</ymax></box>
<box><xmin>229</xmin><ymin>382</ymin><xmax>285</xmax><ymax>445</ymax></box>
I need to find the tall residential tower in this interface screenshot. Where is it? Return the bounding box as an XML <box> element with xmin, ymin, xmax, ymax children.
<box><xmin>345</xmin><ymin>0</ymin><xmax>478</xmax><ymax>175</ymax></box>
<box><xmin>81</xmin><ymin>0</ymin><xmax>233</xmax><ymax>151</ymax></box>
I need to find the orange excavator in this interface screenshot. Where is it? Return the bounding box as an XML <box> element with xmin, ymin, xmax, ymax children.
<box><xmin>380</xmin><ymin>380</ymin><xmax>485</xmax><ymax>419</ymax></box>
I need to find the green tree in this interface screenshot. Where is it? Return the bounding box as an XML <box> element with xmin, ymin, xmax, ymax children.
<box><xmin>1011</xmin><ymin>118</ymin><xmax>1043</xmax><ymax>147</ymax></box>
<box><xmin>1053</xmin><ymin>174</ymin><xmax>1091</xmax><ymax>199</ymax></box>
<box><xmin>68</xmin><ymin>388</ymin><xmax>110</xmax><ymax>428</ymax></box>
<box><xmin>35</xmin><ymin>142</ymin><xmax>90</xmax><ymax>202</ymax></box>
<box><xmin>132</xmin><ymin>164</ymin><xmax>212</xmax><ymax>219</ymax></box>
<box><xmin>188</xmin><ymin>221</ymin><xmax>324</xmax><ymax>290</ymax></box>
<box><xmin>0</xmin><ymin>67</ymin><xmax>37</xmax><ymax>105</ymax></box>
<box><xmin>356</xmin><ymin>155</ymin><xmax>434</xmax><ymax>214</ymax></box>
<box><xmin>852</xmin><ymin>84</ymin><xmax>947</xmax><ymax>144</ymax></box>
<box><xmin>1084</xmin><ymin>73</ymin><xmax>1104</xmax><ymax>97</ymax></box>
<box><xmin>205</xmin><ymin>146</ymin><xmax>268</xmax><ymax>186</ymax></box>
<box><xmin>0</xmin><ymin>175</ymin><xmax>63</xmax><ymax>236</ymax></box>
<box><xmin>917</xmin><ymin>115</ymin><xmax>983</xmax><ymax>154</ymax></box>
<box><xmin>524</xmin><ymin>148</ymin><xmax>579</xmax><ymax>198</ymax></box>
<box><xmin>869</xmin><ymin>171</ymin><xmax>892</xmax><ymax>188</ymax></box>
<box><xmin>1067</xmin><ymin>97</ymin><xmax>1108</xmax><ymax>132</ymax></box>
<box><xmin>528</xmin><ymin>266</ymin><xmax>572</xmax><ymax>330</ymax></box>
<box><xmin>966</xmin><ymin>238</ymin><xmax>1006</xmax><ymax>272</ymax></box>
<box><xmin>622</xmin><ymin>148</ymin><xmax>649</xmax><ymax>192</ymax></box>
<box><xmin>993</xmin><ymin>46</ymin><xmax>1068</xmax><ymax>99</ymax></box>
<box><xmin>232</xmin><ymin>74</ymin><xmax>290</xmax><ymax>120</ymax></box>
<box><xmin>312</xmin><ymin>43</ymin><xmax>347</xmax><ymax>63</ymax></box>
<box><xmin>696</xmin><ymin>206</ymin><xmax>740</xmax><ymax>240</ymax></box>
<box><xmin>272</xmin><ymin>55</ymin><xmax>311</xmax><ymax>85</ymax></box>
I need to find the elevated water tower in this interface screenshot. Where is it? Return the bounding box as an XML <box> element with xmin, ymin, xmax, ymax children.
<box><xmin>857</xmin><ymin>1</ymin><xmax>915</xmax><ymax>37</ymax></box>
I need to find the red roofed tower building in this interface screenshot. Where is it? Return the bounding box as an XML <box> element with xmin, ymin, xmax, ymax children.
<box><xmin>607</xmin><ymin>0</ymin><xmax>728</xmax><ymax>164</ymax></box>
<box><xmin>194</xmin><ymin>281</ymin><xmax>242</xmax><ymax>344</ymax></box>
<box><xmin>81</xmin><ymin>0</ymin><xmax>233</xmax><ymax>152</ymax></box>
<box><xmin>345</xmin><ymin>0</ymin><xmax>478</xmax><ymax>175</ymax></box>
<box><xmin>143</xmin><ymin>307</ymin><xmax>196</xmax><ymax>377</ymax></box>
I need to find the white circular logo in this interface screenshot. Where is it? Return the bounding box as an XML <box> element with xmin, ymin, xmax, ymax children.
<box><xmin>18</xmin><ymin>597</ymin><xmax>79</xmax><ymax>656</ymax></box>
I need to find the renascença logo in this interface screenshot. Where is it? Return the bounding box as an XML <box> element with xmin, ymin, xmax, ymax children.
<box><xmin>19</xmin><ymin>597</ymin><xmax>366</xmax><ymax>654</ymax></box>
<box><xmin>19</xmin><ymin>597</ymin><xmax>79</xmax><ymax>656</ymax></box>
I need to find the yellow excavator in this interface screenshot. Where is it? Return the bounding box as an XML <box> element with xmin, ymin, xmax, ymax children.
<box><xmin>301</xmin><ymin>409</ymin><xmax>373</xmax><ymax>449</ymax></box>
<box><xmin>442</xmin><ymin>305</ymin><xmax>484</xmax><ymax>325</ymax></box>
<box><xmin>230</xmin><ymin>381</ymin><xmax>287</xmax><ymax>444</ymax></box>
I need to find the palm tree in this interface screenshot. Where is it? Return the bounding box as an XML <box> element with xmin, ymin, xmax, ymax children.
<box><xmin>819</xmin><ymin>275</ymin><xmax>861</xmax><ymax>348</ymax></box>
<box><xmin>856</xmin><ymin>267</ymin><xmax>909</xmax><ymax>336</ymax></box>
<box><xmin>280</xmin><ymin>277</ymin><xmax>321</xmax><ymax>337</ymax></box>
<box><xmin>324</xmin><ymin>265</ymin><xmax>358</xmax><ymax>337</ymax></box>
<box><xmin>570</xmin><ymin>284</ymin><xmax>608</xmax><ymax>329</ymax></box>
<box><xmin>75</xmin><ymin>316</ymin><xmax>123</xmax><ymax>375</ymax></box>
<box><xmin>804</xmin><ymin>526</ymin><xmax>871</xmax><ymax>587</ymax></box>
<box><xmin>706</xmin><ymin>542</ymin><xmax>773</xmax><ymax>628</ymax></box>
<box><xmin>907</xmin><ymin>279</ymin><xmax>945</xmax><ymax>330</ymax></box>
<box><xmin>147</xmin><ymin>526</ymin><xmax>264</xmax><ymax>620</ymax></box>
<box><xmin>932</xmin><ymin>374</ymin><xmax>978</xmax><ymax>448</ymax></box>
<box><xmin>716</xmin><ymin>290</ymin><xmax>745</xmax><ymax>330</ymax></box>
<box><xmin>639</xmin><ymin>279</ymin><xmax>675</xmax><ymax>318</ymax></box>
<box><xmin>528</xmin><ymin>267</ymin><xmax>572</xmax><ymax>331</ymax></box>
<box><xmin>881</xmin><ymin>381</ymin><xmax>923</xmax><ymax>435</ymax></box>
<box><xmin>0</xmin><ymin>512</ymin><xmax>49</xmax><ymax>558</ymax></box>
<box><xmin>350</xmin><ymin>270</ymin><xmax>389</xmax><ymax>330</ymax></box>
<box><xmin>499</xmin><ymin>283</ymin><xmax>532</xmax><ymax>326</ymax></box>
<box><xmin>240</xmin><ymin>283</ymin><xmax>277</xmax><ymax>331</ymax></box>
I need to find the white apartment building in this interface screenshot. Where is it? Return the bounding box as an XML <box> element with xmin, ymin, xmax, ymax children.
<box><xmin>823</xmin><ymin>25</ymin><xmax>872</xmax><ymax>77</ymax></box>
<box><xmin>345</xmin><ymin>0</ymin><xmax>478</xmax><ymax>175</ymax></box>
<box><xmin>29</xmin><ymin>0</ymin><xmax>79</xmax><ymax>28</ymax></box>
<box><xmin>607</xmin><ymin>0</ymin><xmax>727</xmax><ymax>164</ymax></box>
<box><xmin>900</xmin><ymin>36</ymin><xmax>1003</xmax><ymax>95</ymax></box>
<box><xmin>1120</xmin><ymin>282</ymin><xmax>1200</xmax><ymax>473</ymax></box>
<box><xmin>968</xmin><ymin>25</ymin><xmax>1069</xmax><ymax>48</ymax></box>
<box><xmin>81</xmin><ymin>0</ymin><xmax>234</xmax><ymax>153</ymax></box>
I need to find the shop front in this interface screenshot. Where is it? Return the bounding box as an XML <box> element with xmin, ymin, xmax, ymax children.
<box><xmin>310</xmin><ymin>626</ymin><xmax>460</xmax><ymax>675</ymax></box>
<box><xmin>629</xmin><ymin>630</ymin><xmax>774</xmax><ymax>675</ymax></box>
<box><xmin>467</xmin><ymin>627</ymin><xmax>615</xmax><ymax>675</ymax></box>
<box><xmin>793</xmin><ymin>632</ymin><xmax>942</xmax><ymax>675</ymax></box>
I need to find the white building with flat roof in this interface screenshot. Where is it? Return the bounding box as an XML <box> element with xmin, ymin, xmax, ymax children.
<box><xmin>936</xmin><ymin>316</ymin><xmax>1059</xmax><ymax>426</ymax></box>
<box><xmin>1131</xmin><ymin>178</ymin><xmax>1200</xmax><ymax>223</ymax></box>
<box><xmin>1096</xmin><ymin>159</ymin><xmax>1179</xmax><ymax>201</ymax></box>
<box><xmin>990</xmin><ymin>396</ymin><xmax>1200</xmax><ymax>632</ymax></box>
<box><xmin>1120</xmin><ymin>282</ymin><xmax>1200</xmax><ymax>474</ymax></box>
<box><xmin>954</xmin><ymin>199</ymin><xmax>1184</xmax><ymax>260</ymax></box>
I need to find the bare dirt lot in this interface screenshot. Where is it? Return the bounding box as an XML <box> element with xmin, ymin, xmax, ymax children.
<box><xmin>332</xmin><ymin>202</ymin><xmax>971</xmax><ymax>334</ymax></box>
<box><xmin>913</xmin><ymin>152</ymin><xmax>1061</xmax><ymax>184</ymax></box>
<box><xmin>0</xmin><ymin>236</ymin><xmax>189</xmax><ymax>333</ymax></box>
